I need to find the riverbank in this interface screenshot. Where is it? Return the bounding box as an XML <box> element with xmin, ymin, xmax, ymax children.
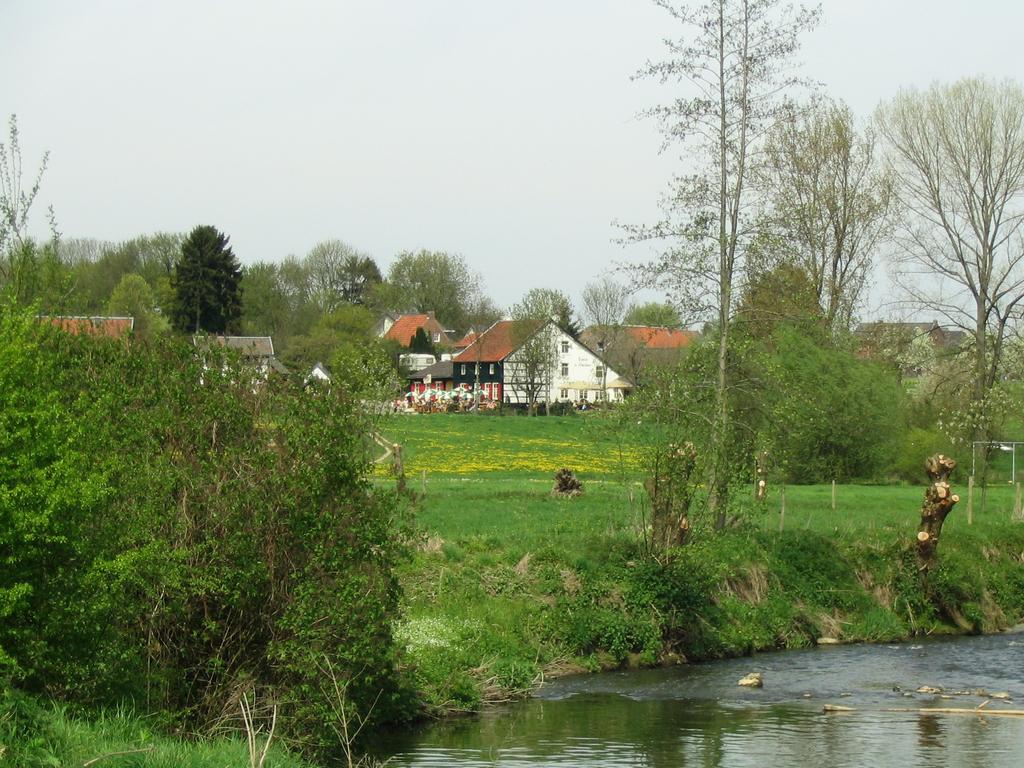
<box><xmin>384</xmin><ymin>631</ymin><xmax>1024</xmax><ymax>767</ymax></box>
<box><xmin>0</xmin><ymin>688</ymin><xmax>315</xmax><ymax>768</ymax></box>
<box><xmin>396</xmin><ymin>476</ymin><xmax>1024</xmax><ymax>715</ymax></box>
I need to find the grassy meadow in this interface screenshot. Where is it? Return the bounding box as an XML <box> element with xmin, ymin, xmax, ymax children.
<box><xmin>381</xmin><ymin>412</ymin><xmax>1024</xmax><ymax>715</ymax></box>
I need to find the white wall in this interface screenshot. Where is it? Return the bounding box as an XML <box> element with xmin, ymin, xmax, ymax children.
<box><xmin>503</xmin><ymin>323</ymin><xmax>627</xmax><ymax>405</ymax></box>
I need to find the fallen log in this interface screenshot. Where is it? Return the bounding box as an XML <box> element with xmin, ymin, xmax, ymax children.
<box><xmin>823</xmin><ymin>704</ymin><xmax>1024</xmax><ymax>718</ymax></box>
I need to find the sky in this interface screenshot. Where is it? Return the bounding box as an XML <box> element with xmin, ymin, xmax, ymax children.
<box><xmin>4</xmin><ymin>0</ymin><xmax>1024</xmax><ymax>318</ymax></box>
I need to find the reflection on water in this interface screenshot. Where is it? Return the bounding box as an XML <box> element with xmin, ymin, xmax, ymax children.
<box><xmin>379</xmin><ymin>632</ymin><xmax>1024</xmax><ymax>767</ymax></box>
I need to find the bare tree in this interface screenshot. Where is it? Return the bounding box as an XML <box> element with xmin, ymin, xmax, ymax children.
<box><xmin>507</xmin><ymin>289</ymin><xmax>564</xmax><ymax>414</ymax></box>
<box><xmin>878</xmin><ymin>78</ymin><xmax>1024</xmax><ymax>446</ymax></box>
<box><xmin>504</xmin><ymin>319</ymin><xmax>556</xmax><ymax>415</ymax></box>
<box><xmin>759</xmin><ymin>97</ymin><xmax>893</xmax><ymax>331</ymax></box>
<box><xmin>626</xmin><ymin>0</ymin><xmax>820</xmax><ymax>527</ymax></box>
<box><xmin>0</xmin><ymin>114</ymin><xmax>49</xmax><ymax>256</ymax></box>
<box><xmin>305</xmin><ymin>239</ymin><xmax>381</xmax><ymax>312</ymax></box>
<box><xmin>0</xmin><ymin>114</ymin><xmax>56</xmax><ymax>302</ymax></box>
<box><xmin>581</xmin><ymin>276</ymin><xmax>629</xmax><ymax>393</ymax></box>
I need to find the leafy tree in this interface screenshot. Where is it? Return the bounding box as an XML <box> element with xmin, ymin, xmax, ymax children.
<box><xmin>626</xmin><ymin>0</ymin><xmax>819</xmax><ymax>527</ymax></box>
<box><xmin>878</xmin><ymin>77</ymin><xmax>1024</xmax><ymax>451</ymax></box>
<box><xmin>106</xmin><ymin>273</ymin><xmax>168</xmax><ymax>339</ymax></box>
<box><xmin>170</xmin><ymin>225</ymin><xmax>243</xmax><ymax>334</ymax></box>
<box><xmin>514</xmin><ymin>287</ymin><xmax>580</xmax><ymax>337</ymax></box>
<box><xmin>624</xmin><ymin>301</ymin><xmax>682</xmax><ymax>328</ymax></box>
<box><xmin>240</xmin><ymin>261</ymin><xmax>293</xmax><ymax>338</ymax></box>
<box><xmin>759</xmin><ymin>326</ymin><xmax>904</xmax><ymax>483</ymax></box>
<box><xmin>282</xmin><ymin>303</ymin><xmax>378</xmax><ymax>372</ymax></box>
<box><xmin>759</xmin><ymin>97</ymin><xmax>893</xmax><ymax>332</ymax></box>
<box><xmin>64</xmin><ymin>234</ymin><xmax>183</xmax><ymax>314</ymax></box>
<box><xmin>735</xmin><ymin>262</ymin><xmax>826</xmax><ymax>346</ymax></box>
<box><xmin>379</xmin><ymin>250</ymin><xmax>481</xmax><ymax>332</ymax></box>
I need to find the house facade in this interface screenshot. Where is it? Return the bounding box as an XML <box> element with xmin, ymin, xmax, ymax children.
<box><xmin>451</xmin><ymin>319</ymin><xmax>630</xmax><ymax>405</ymax></box>
<box><xmin>407</xmin><ymin>359</ymin><xmax>456</xmax><ymax>394</ymax></box>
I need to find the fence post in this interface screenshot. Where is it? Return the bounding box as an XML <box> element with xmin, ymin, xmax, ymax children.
<box><xmin>779</xmin><ymin>486</ymin><xmax>786</xmax><ymax>533</ymax></box>
<box><xmin>967</xmin><ymin>475</ymin><xmax>974</xmax><ymax>525</ymax></box>
<box><xmin>831</xmin><ymin>479</ymin><xmax>836</xmax><ymax>512</ymax></box>
<box><xmin>1015</xmin><ymin>482</ymin><xmax>1022</xmax><ymax>521</ymax></box>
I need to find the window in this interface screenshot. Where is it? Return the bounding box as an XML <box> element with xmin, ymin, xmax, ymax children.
<box><xmin>489</xmin><ymin>363</ymin><xmax>495</xmax><ymax>375</ymax></box>
<box><xmin>595</xmin><ymin>390</ymin><xmax>606</xmax><ymax>402</ymax></box>
<box><xmin>460</xmin><ymin>364</ymin><xmax>466</xmax><ymax>375</ymax></box>
<box><xmin>560</xmin><ymin>363</ymin><xmax>569</xmax><ymax>377</ymax></box>
<box><xmin>433</xmin><ymin>332</ymin><xmax>440</xmax><ymax>343</ymax></box>
<box><xmin>560</xmin><ymin>388</ymin><xmax>568</xmax><ymax>399</ymax></box>
<box><xmin>561</xmin><ymin>341</ymin><xmax>569</xmax><ymax>354</ymax></box>
<box><xmin>596</xmin><ymin>365</ymin><xmax>605</xmax><ymax>380</ymax></box>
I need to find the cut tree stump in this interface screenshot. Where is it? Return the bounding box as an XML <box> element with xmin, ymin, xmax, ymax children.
<box><xmin>552</xmin><ymin>468</ymin><xmax>583</xmax><ymax>497</ymax></box>
<box><xmin>917</xmin><ymin>454</ymin><xmax>959</xmax><ymax>571</ymax></box>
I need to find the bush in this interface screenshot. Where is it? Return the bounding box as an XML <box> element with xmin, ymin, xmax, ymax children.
<box><xmin>0</xmin><ymin>306</ymin><xmax>411</xmax><ymax>752</ymax></box>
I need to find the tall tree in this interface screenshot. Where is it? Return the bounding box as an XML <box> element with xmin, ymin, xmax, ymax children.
<box><xmin>240</xmin><ymin>261</ymin><xmax>293</xmax><ymax>339</ymax></box>
<box><xmin>515</xmin><ymin>287</ymin><xmax>580</xmax><ymax>337</ymax></box>
<box><xmin>759</xmin><ymin>97</ymin><xmax>893</xmax><ymax>331</ymax></box>
<box><xmin>582</xmin><ymin>276</ymin><xmax>629</xmax><ymax>392</ymax></box>
<box><xmin>628</xmin><ymin>0</ymin><xmax>820</xmax><ymax>527</ymax></box>
<box><xmin>507</xmin><ymin>289</ymin><xmax>564</xmax><ymax>415</ymax></box>
<box><xmin>878</xmin><ymin>78</ymin><xmax>1024</xmax><ymax>448</ymax></box>
<box><xmin>106</xmin><ymin>273</ymin><xmax>168</xmax><ymax>339</ymax></box>
<box><xmin>305</xmin><ymin>239</ymin><xmax>381</xmax><ymax>311</ymax></box>
<box><xmin>380</xmin><ymin>249</ymin><xmax>480</xmax><ymax>332</ymax></box>
<box><xmin>0</xmin><ymin>114</ymin><xmax>61</xmax><ymax>306</ymax></box>
<box><xmin>170</xmin><ymin>225</ymin><xmax>243</xmax><ymax>334</ymax></box>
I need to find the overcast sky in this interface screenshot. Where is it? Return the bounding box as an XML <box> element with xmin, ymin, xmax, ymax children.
<box><xmin>4</xmin><ymin>0</ymin><xmax>1024</xmax><ymax>317</ymax></box>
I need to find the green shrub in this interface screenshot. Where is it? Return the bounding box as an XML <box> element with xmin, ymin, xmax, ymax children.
<box><xmin>0</xmin><ymin>306</ymin><xmax>411</xmax><ymax>753</ymax></box>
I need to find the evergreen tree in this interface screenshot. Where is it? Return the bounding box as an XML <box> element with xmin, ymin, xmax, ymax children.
<box><xmin>409</xmin><ymin>326</ymin><xmax>436</xmax><ymax>355</ymax></box>
<box><xmin>170</xmin><ymin>225</ymin><xmax>242</xmax><ymax>334</ymax></box>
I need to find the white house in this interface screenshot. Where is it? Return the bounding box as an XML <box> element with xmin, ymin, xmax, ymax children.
<box><xmin>451</xmin><ymin>319</ymin><xmax>631</xmax><ymax>406</ymax></box>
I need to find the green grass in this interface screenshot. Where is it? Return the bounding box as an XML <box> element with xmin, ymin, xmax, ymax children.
<box><xmin>385</xmin><ymin>413</ymin><xmax>1024</xmax><ymax>715</ymax></box>
<box><xmin>0</xmin><ymin>693</ymin><xmax>314</xmax><ymax>768</ymax></box>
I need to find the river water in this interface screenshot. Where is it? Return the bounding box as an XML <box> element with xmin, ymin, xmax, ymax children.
<box><xmin>381</xmin><ymin>631</ymin><xmax>1024</xmax><ymax>767</ymax></box>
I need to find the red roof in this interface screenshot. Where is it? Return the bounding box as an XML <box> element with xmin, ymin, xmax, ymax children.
<box><xmin>45</xmin><ymin>316</ymin><xmax>134</xmax><ymax>338</ymax></box>
<box><xmin>455</xmin><ymin>331</ymin><xmax>478</xmax><ymax>348</ymax></box>
<box><xmin>624</xmin><ymin>326</ymin><xmax>698</xmax><ymax>349</ymax></box>
<box><xmin>383</xmin><ymin>313</ymin><xmax>450</xmax><ymax>347</ymax></box>
<box><xmin>453</xmin><ymin>319</ymin><xmax>543</xmax><ymax>362</ymax></box>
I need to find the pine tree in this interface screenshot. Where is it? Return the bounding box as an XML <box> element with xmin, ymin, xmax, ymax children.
<box><xmin>171</xmin><ymin>225</ymin><xmax>243</xmax><ymax>334</ymax></box>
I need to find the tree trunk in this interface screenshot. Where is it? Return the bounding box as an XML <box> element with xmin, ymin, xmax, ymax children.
<box><xmin>755</xmin><ymin>451</ymin><xmax>768</xmax><ymax>502</ymax></box>
<box><xmin>916</xmin><ymin>454</ymin><xmax>959</xmax><ymax>571</ymax></box>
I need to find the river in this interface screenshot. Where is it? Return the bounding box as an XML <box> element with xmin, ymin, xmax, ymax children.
<box><xmin>380</xmin><ymin>631</ymin><xmax>1024</xmax><ymax>767</ymax></box>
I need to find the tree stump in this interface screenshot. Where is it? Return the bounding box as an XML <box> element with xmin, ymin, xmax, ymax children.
<box><xmin>917</xmin><ymin>454</ymin><xmax>959</xmax><ymax>571</ymax></box>
<box><xmin>552</xmin><ymin>468</ymin><xmax>583</xmax><ymax>497</ymax></box>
